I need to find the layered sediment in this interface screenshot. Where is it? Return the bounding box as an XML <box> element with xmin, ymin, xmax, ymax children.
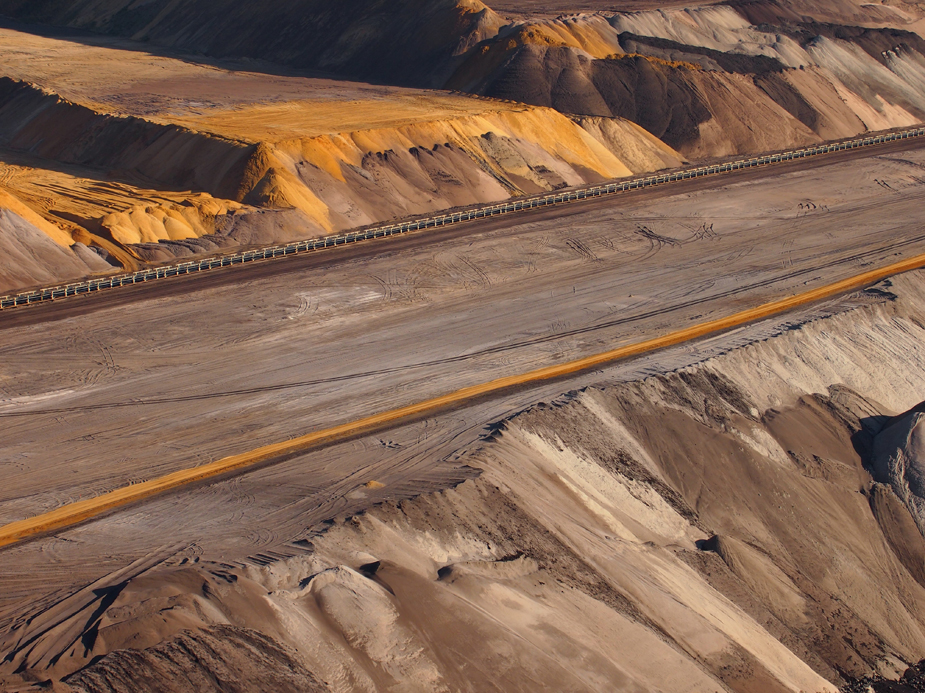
<box><xmin>4</xmin><ymin>0</ymin><xmax>925</xmax><ymax>289</ymax></box>
<box><xmin>0</xmin><ymin>0</ymin><xmax>506</xmax><ymax>88</ymax></box>
<box><xmin>0</xmin><ymin>188</ymin><xmax>113</xmax><ymax>293</ymax></box>
<box><xmin>0</xmin><ymin>24</ymin><xmax>682</xmax><ymax>290</ymax></box>
<box><xmin>449</xmin><ymin>6</ymin><xmax>925</xmax><ymax>155</ymax></box>
<box><xmin>7</xmin><ymin>271</ymin><xmax>925</xmax><ymax>692</ymax></box>
<box><xmin>4</xmin><ymin>0</ymin><xmax>924</xmax><ymax>158</ymax></box>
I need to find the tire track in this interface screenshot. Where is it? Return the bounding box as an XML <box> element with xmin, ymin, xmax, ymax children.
<box><xmin>4</xmin><ymin>133</ymin><xmax>925</xmax><ymax>324</ymax></box>
<box><xmin>4</xmin><ymin>248</ymin><xmax>925</xmax><ymax>551</ymax></box>
<box><xmin>4</xmin><ymin>229</ymin><xmax>924</xmax><ymax>420</ymax></box>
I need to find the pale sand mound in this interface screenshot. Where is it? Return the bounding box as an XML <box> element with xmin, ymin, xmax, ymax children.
<box><xmin>0</xmin><ymin>205</ymin><xmax>112</xmax><ymax>293</ymax></box>
<box><xmin>451</xmin><ymin>7</ymin><xmax>925</xmax><ymax>155</ymax></box>
<box><xmin>0</xmin><ymin>74</ymin><xmax>680</xmax><ymax>220</ymax></box>
<box><xmin>253</xmin><ymin>107</ymin><xmax>682</xmax><ymax>230</ymax></box>
<box><xmin>98</xmin><ymin>198</ymin><xmax>242</xmax><ymax>246</ymax></box>
<box><xmin>19</xmin><ymin>277</ymin><xmax>925</xmax><ymax>691</ymax></box>
<box><xmin>0</xmin><ymin>64</ymin><xmax>682</xmax><ymax>286</ymax></box>
<box><xmin>0</xmin><ymin>74</ymin><xmax>680</xmax><ymax>251</ymax></box>
<box><xmin>873</xmin><ymin>408</ymin><xmax>925</xmax><ymax>536</ymax></box>
<box><xmin>0</xmin><ymin>24</ymin><xmax>685</xmax><ymax>289</ymax></box>
<box><xmin>0</xmin><ymin>187</ymin><xmax>73</xmax><ymax>247</ymax></box>
<box><xmin>2</xmin><ymin>0</ymin><xmax>923</xmax><ymax>160</ymax></box>
<box><xmin>574</xmin><ymin>115</ymin><xmax>685</xmax><ymax>171</ymax></box>
<box><xmin>0</xmin><ymin>149</ymin><xmax>248</xmax><ymax>268</ymax></box>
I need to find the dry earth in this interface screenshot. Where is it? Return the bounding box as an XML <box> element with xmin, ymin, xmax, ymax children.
<box><xmin>5</xmin><ymin>0</ymin><xmax>925</xmax><ymax>157</ymax></box>
<box><xmin>0</xmin><ymin>22</ymin><xmax>681</xmax><ymax>292</ymax></box>
<box><xmin>0</xmin><ymin>0</ymin><xmax>508</xmax><ymax>89</ymax></box>
<box><xmin>2</xmin><ymin>1</ymin><xmax>925</xmax><ymax>690</ymax></box>
<box><xmin>3</xmin><ymin>0</ymin><xmax>925</xmax><ymax>293</ymax></box>
<box><xmin>3</xmin><ymin>242</ymin><xmax>925</xmax><ymax>693</ymax></box>
<box><xmin>3</xmin><ymin>145</ymin><xmax>925</xmax><ymax>691</ymax></box>
<box><xmin>449</xmin><ymin>4</ymin><xmax>925</xmax><ymax>155</ymax></box>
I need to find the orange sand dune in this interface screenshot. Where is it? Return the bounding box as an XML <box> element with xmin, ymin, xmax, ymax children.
<box><xmin>0</xmin><ymin>26</ymin><xmax>682</xmax><ymax>290</ymax></box>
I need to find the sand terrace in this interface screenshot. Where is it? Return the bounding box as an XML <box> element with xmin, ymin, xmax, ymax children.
<box><xmin>0</xmin><ymin>26</ymin><xmax>524</xmax><ymax>142</ymax></box>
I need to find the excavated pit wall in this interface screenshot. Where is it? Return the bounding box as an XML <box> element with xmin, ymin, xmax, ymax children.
<box><xmin>9</xmin><ymin>273</ymin><xmax>925</xmax><ymax>693</ymax></box>
<box><xmin>0</xmin><ymin>76</ymin><xmax>682</xmax><ymax>271</ymax></box>
<box><xmin>0</xmin><ymin>78</ymin><xmax>253</xmax><ymax>200</ymax></box>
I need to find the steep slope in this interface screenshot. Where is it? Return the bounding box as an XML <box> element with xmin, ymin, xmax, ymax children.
<box><xmin>449</xmin><ymin>7</ymin><xmax>925</xmax><ymax>155</ymax></box>
<box><xmin>9</xmin><ymin>273</ymin><xmax>925</xmax><ymax>692</ymax></box>
<box><xmin>67</xmin><ymin>627</ymin><xmax>330</xmax><ymax>693</ymax></box>
<box><xmin>0</xmin><ymin>77</ymin><xmax>681</xmax><ymax>261</ymax></box>
<box><xmin>0</xmin><ymin>24</ymin><xmax>683</xmax><ymax>288</ymax></box>
<box><xmin>0</xmin><ymin>189</ymin><xmax>114</xmax><ymax>293</ymax></box>
<box><xmin>4</xmin><ymin>0</ymin><xmax>923</xmax><ymax>158</ymax></box>
<box><xmin>487</xmin><ymin>0</ymin><xmax>923</xmax><ymax>23</ymax></box>
<box><xmin>0</xmin><ymin>23</ymin><xmax>685</xmax><ymax>291</ymax></box>
<box><xmin>872</xmin><ymin>406</ymin><xmax>925</xmax><ymax>537</ymax></box>
<box><xmin>0</xmin><ymin>0</ymin><xmax>505</xmax><ymax>88</ymax></box>
<box><xmin>0</xmin><ymin>149</ymin><xmax>245</xmax><ymax>251</ymax></box>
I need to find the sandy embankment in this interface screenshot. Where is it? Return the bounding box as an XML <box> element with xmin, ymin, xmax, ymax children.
<box><xmin>7</xmin><ymin>271</ymin><xmax>925</xmax><ymax>692</ymax></box>
<box><xmin>3</xmin><ymin>0</ymin><xmax>925</xmax><ymax>161</ymax></box>
<box><xmin>0</xmin><ymin>25</ymin><xmax>682</xmax><ymax>288</ymax></box>
<box><xmin>0</xmin><ymin>0</ymin><xmax>509</xmax><ymax>89</ymax></box>
<box><xmin>449</xmin><ymin>5</ymin><xmax>925</xmax><ymax>156</ymax></box>
<box><xmin>0</xmin><ymin>188</ymin><xmax>113</xmax><ymax>293</ymax></box>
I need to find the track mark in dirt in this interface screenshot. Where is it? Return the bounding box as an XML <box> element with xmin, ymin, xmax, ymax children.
<box><xmin>565</xmin><ymin>237</ymin><xmax>600</xmax><ymax>262</ymax></box>
<box><xmin>635</xmin><ymin>225</ymin><xmax>681</xmax><ymax>248</ymax></box>
<box><xmin>385</xmin><ymin>268</ymin><xmax>420</xmax><ymax>303</ymax></box>
<box><xmin>781</xmin><ymin>237</ymin><xmax>796</xmax><ymax>268</ymax></box>
<box><xmin>459</xmin><ymin>256</ymin><xmax>492</xmax><ymax>287</ymax></box>
<box><xmin>369</xmin><ymin>273</ymin><xmax>395</xmax><ymax>302</ymax></box>
<box><xmin>5</xmin><ymin>231</ymin><xmax>924</xmax><ymax>422</ymax></box>
<box><xmin>520</xmin><ymin>257</ymin><xmax>538</xmax><ymax>274</ymax></box>
<box><xmin>245</xmin><ymin>527</ymin><xmax>276</xmax><ymax>548</ymax></box>
<box><xmin>633</xmin><ymin>225</ymin><xmax>680</xmax><ymax>261</ymax></box>
<box><xmin>291</xmin><ymin>294</ymin><xmax>314</xmax><ymax>318</ymax></box>
<box><xmin>95</xmin><ymin>342</ymin><xmax>116</xmax><ymax>375</ymax></box>
<box><xmin>878</xmin><ymin>154</ymin><xmax>925</xmax><ymax>172</ymax></box>
<box><xmin>690</xmin><ymin>223</ymin><xmax>717</xmax><ymax>242</ymax></box>
<box><xmin>709</xmin><ymin>245</ymin><xmax>756</xmax><ymax>266</ymax></box>
<box><xmin>0</xmin><ymin>165</ymin><xmax>19</xmax><ymax>186</ymax></box>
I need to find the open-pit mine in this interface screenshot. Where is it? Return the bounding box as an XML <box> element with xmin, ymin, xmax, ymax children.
<box><xmin>3</xmin><ymin>1</ymin><xmax>925</xmax><ymax>692</ymax></box>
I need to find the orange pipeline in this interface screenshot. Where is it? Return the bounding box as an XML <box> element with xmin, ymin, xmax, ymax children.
<box><xmin>3</xmin><ymin>252</ymin><xmax>925</xmax><ymax>549</ymax></box>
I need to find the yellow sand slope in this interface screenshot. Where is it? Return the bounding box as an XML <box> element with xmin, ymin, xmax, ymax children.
<box><xmin>0</xmin><ymin>25</ymin><xmax>683</xmax><ymax>285</ymax></box>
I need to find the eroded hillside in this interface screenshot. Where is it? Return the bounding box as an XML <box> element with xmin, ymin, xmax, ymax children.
<box><xmin>449</xmin><ymin>7</ymin><xmax>925</xmax><ymax>155</ymax></box>
<box><xmin>7</xmin><ymin>271</ymin><xmax>925</xmax><ymax>692</ymax></box>
<box><xmin>2</xmin><ymin>0</ymin><xmax>925</xmax><ymax>292</ymax></box>
<box><xmin>0</xmin><ymin>0</ymin><xmax>506</xmax><ymax>88</ymax></box>
<box><xmin>0</xmin><ymin>25</ymin><xmax>682</xmax><ymax>291</ymax></box>
<box><xmin>4</xmin><ymin>0</ymin><xmax>925</xmax><ymax>158</ymax></box>
<box><xmin>2</xmin><ymin>1</ymin><xmax>925</xmax><ymax>691</ymax></box>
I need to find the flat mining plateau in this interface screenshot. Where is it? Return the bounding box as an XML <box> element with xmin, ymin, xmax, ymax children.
<box><xmin>2</xmin><ymin>143</ymin><xmax>925</xmax><ymax>634</ymax></box>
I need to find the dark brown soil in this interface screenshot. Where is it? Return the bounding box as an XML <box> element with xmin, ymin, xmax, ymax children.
<box><xmin>843</xmin><ymin>661</ymin><xmax>925</xmax><ymax>692</ymax></box>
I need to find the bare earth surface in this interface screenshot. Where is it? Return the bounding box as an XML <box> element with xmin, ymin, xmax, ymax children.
<box><xmin>487</xmin><ymin>0</ymin><xmax>718</xmax><ymax>16</ymax></box>
<box><xmin>0</xmin><ymin>24</ymin><xmax>513</xmax><ymax>140</ymax></box>
<box><xmin>2</xmin><ymin>143</ymin><xmax>925</xmax><ymax>629</ymax></box>
<box><xmin>3</xmin><ymin>0</ymin><xmax>925</xmax><ymax>688</ymax></box>
<box><xmin>0</xmin><ymin>23</ymin><xmax>685</xmax><ymax>289</ymax></box>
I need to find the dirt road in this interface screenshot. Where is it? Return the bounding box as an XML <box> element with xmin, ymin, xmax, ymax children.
<box><xmin>3</xmin><ymin>142</ymin><xmax>925</xmax><ymax>629</ymax></box>
<box><xmin>4</xmin><ymin>135</ymin><xmax>923</xmax><ymax>332</ymax></box>
<box><xmin>3</xmin><ymin>243</ymin><xmax>925</xmax><ymax>549</ymax></box>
